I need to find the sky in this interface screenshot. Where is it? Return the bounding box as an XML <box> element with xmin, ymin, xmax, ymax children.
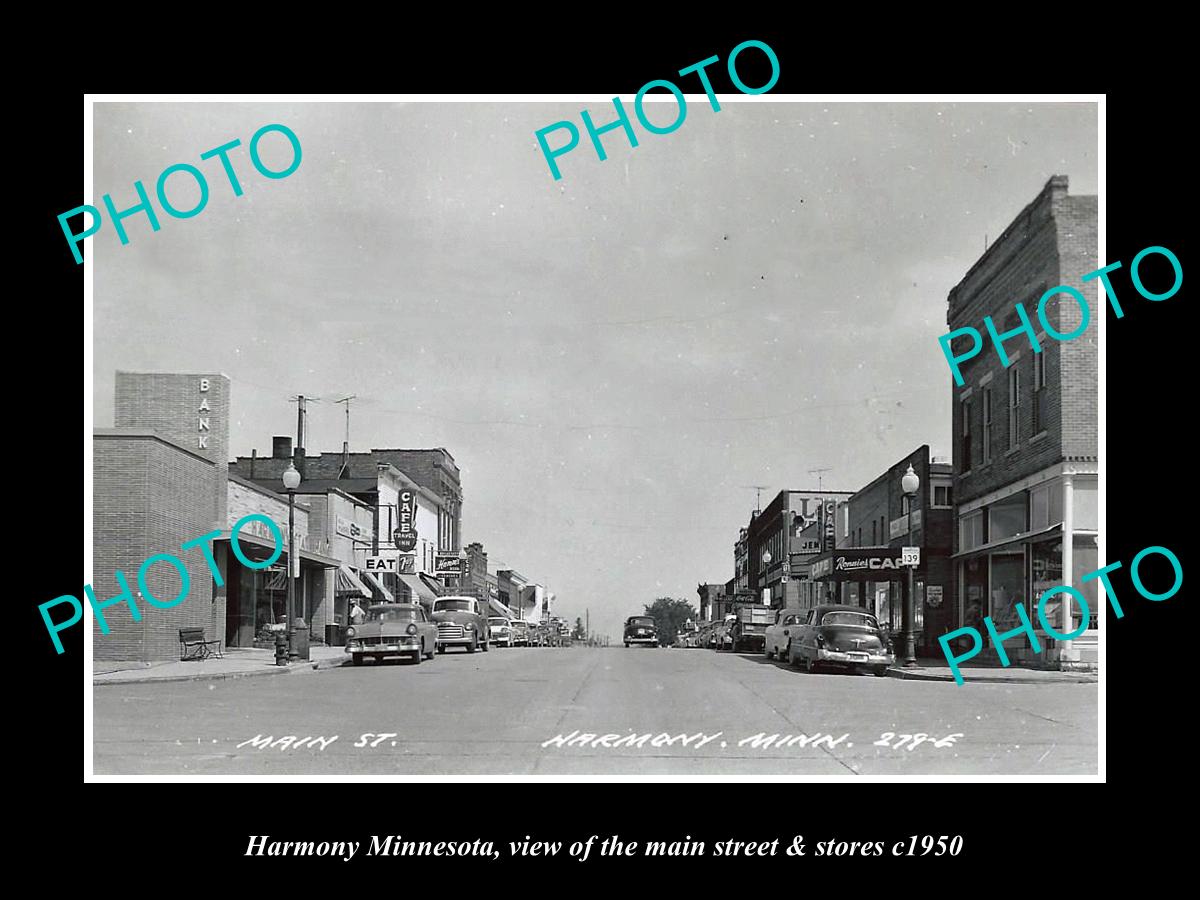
<box><xmin>92</xmin><ymin>99</ymin><xmax>1098</xmax><ymax>643</ymax></box>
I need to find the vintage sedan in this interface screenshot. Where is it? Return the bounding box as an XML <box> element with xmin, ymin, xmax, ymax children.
<box><xmin>344</xmin><ymin>603</ymin><xmax>438</xmax><ymax>666</ymax></box>
<box><xmin>488</xmin><ymin>616</ymin><xmax>514</xmax><ymax>648</ymax></box>
<box><xmin>431</xmin><ymin>596</ymin><xmax>490</xmax><ymax>653</ymax></box>
<box><xmin>623</xmin><ymin>615</ymin><xmax>659</xmax><ymax>647</ymax></box>
<box><xmin>764</xmin><ymin>608</ymin><xmax>804</xmax><ymax>661</ymax></box>
<box><xmin>788</xmin><ymin>604</ymin><xmax>894</xmax><ymax>676</ymax></box>
<box><xmin>509</xmin><ymin>619</ymin><xmax>530</xmax><ymax>646</ymax></box>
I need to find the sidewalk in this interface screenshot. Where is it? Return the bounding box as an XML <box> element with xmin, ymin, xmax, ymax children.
<box><xmin>93</xmin><ymin>646</ymin><xmax>349</xmax><ymax>686</ymax></box>
<box><xmin>886</xmin><ymin>657</ymin><xmax>1098</xmax><ymax>684</ymax></box>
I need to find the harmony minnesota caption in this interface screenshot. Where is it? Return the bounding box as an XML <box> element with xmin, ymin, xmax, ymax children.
<box><xmin>246</xmin><ymin>834</ymin><xmax>965</xmax><ymax>862</ymax></box>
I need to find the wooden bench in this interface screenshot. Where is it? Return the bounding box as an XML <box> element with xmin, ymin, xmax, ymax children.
<box><xmin>179</xmin><ymin>627</ymin><xmax>223</xmax><ymax>661</ymax></box>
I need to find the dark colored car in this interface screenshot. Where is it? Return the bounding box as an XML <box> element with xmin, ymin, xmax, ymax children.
<box><xmin>431</xmin><ymin>596</ymin><xmax>490</xmax><ymax>653</ymax></box>
<box><xmin>789</xmin><ymin>604</ymin><xmax>894</xmax><ymax>676</ymax></box>
<box><xmin>344</xmin><ymin>603</ymin><xmax>438</xmax><ymax>666</ymax></box>
<box><xmin>624</xmin><ymin>615</ymin><xmax>659</xmax><ymax>647</ymax></box>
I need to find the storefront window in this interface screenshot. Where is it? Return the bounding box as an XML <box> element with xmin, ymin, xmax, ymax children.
<box><xmin>1072</xmin><ymin>536</ymin><xmax>1099</xmax><ymax>631</ymax></box>
<box><xmin>989</xmin><ymin>494</ymin><xmax>1027</xmax><ymax>542</ymax></box>
<box><xmin>963</xmin><ymin>557</ymin><xmax>986</xmax><ymax>633</ymax></box>
<box><xmin>1031</xmin><ymin>539</ymin><xmax>1064</xmax><ymax>625</ymax></box>
<box><xmin>989</xmin><ymin>553</ymin><xmax>1026</xmax><ymax>633</ymax></box>
<box><xmin>960</xmin><ymin>511</ymin><xmax>985</xmax><ymax>551</ymax></box>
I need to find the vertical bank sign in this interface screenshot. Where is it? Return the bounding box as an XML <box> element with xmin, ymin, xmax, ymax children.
<box><xmin>197</xmin><ymin>378</ymin><xmax>212</xmax><ymax>449</ymax></box>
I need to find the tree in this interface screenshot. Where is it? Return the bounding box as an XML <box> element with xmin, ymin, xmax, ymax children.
<box><xmin>572</xmin><ymin>617</ymin><xmax>586</xmax><ymax>640</ymax></box>
<box><xmin>643</xmin><ymin>597</ymin><xmax>698</xmax><ymax>647</ymax></box>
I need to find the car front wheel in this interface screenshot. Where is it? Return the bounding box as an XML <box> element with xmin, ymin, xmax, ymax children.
<box><xmin>466</xmin><ymin>637</ymin><xmax>477</xmax><ymax>653</ymax></box>
<box><xmin>352</xmin><ymin>654</ymin><xmax>364</xmax><ymax>667</ymax></box>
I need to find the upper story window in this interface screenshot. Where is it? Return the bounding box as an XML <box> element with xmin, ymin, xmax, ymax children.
<box><xmin>1008</xmin><ymin>364</ymin><xmax>1021</xmax><ymax>451</ymax></box>
<box><xmin>933</xmin><ymin>484</ymin><xmax>952</xmax><ymax>508</ymax></box>
<box><xmin>982</xmin><ymin>387</ymin><xmax>993</xmax><ymax>464</ymax></box>
<box><xmin>1032</xmin><ymin>350</ymin><xmax>1047</xmax><ymax>434</ymax></box>
<box><xmin>960</xmin><ymin>397</ymin><xmax>973</xmax><ymax>472</ymax></box>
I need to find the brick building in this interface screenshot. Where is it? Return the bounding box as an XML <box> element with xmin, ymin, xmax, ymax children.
<box><xmin>747</xmin><ymin>490</ymin><xmax>853</xmax><ymax>609</ymax></box>
<box><xmin>815</xmin><ymin>446</ymin><xmax>954</xmax><ymax>653</ymax></box>
<box><xmin>946</xmin><ymin>174</ymin><xmax>1098</xmax><ymax>666</ymax></box>
<box><xmin>92</xmin><ymin>372</ymin><xmax>233</xmax><ymax>661</ymax></box>
<box><xmin>230</xmin><ymin>445</ymin><xmax>463</xmax><ymax>556</ymax></box>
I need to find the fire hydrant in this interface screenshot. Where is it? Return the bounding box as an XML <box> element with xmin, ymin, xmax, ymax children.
<box><xmin>274</xmin><ymin>630</ymin><xmax>289</xmax><ymax>666</ymax></box>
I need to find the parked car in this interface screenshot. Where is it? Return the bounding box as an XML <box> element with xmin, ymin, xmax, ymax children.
<box><xmin>699</xmin><ymin>622</ymin><xmax>716</xmax><ymax>648</ymax></box>
<box><xmin>624</xmin><ymin>615</ymin><xmax>659</xmax><ymax>647</ymax></box>
<box><xmin>344</xmin><ymin>602</ymin><xmax>438</xmax><ymax>666</ymax></box>
<box><xmin>675</xmin><ymin>623</ymin><xmax>698</xmax><ymax>648</ymax></box>
<box><xmin>729</xmin><ymin>606</ymin><xmax>772</xmax><ymax>652</ymax></box>
<box><xmin>764</xmin><ymin>608</ymin><xmax>804</xmax><ymax>661</ymax></box>
<box><xmin>788</xmin><ymin>604</ymin><xmax>894</xmax><ymax>676</ymax></box>
<box><xmin>431</xmin><ymin>596</ymin><xmax>490</xmax><ymax>653</ymax></box>
<box><xmin>509</xmin><ymin>620</ymin><xmax>530</xmax><ymax>646</ymax></box>
<box><xmin>714</xmin><ymin>617</ymin><xmax>735</xmax><ymax>651</ymax></box>
<box><xmin>488</xmin><ymin>616</ymin><xmax>514</xmax><ymax>647</ymax></box>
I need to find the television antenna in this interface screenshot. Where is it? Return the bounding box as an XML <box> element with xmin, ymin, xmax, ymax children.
<box><xmin>741</xmin><ymin>485</ymin><xmax>770</xmax><ymax>510</ymax></box>
<box><xmin>808</xmin><ymin>467</ymin><xmax>832</xmax><ymax>491</ymax></box>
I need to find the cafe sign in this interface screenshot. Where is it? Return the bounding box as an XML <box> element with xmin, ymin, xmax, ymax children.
<box><xmin>811</xmin><ymin>548</ymin><xmax>908</xmax><ymax>580</ymax></box>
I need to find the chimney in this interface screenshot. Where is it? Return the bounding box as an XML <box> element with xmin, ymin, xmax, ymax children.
<box><xmin>273</xmin><ymin>436</ymin><xmax>292</xmax><ymax>460</ymax></box>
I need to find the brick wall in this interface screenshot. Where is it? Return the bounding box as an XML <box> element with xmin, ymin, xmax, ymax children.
<box><xmin>93</xmin><ymin>433</ymin><xmax>222</xmax><ymax>661</ymax></box>
<box><xmin>947</xmin><ymin>177</ymin><xmax>1097</xmax><ymax>506</ymax></box>
<box><xmin>114</xmin><ymin>372</ymin><xmax>230</xmax><ymax>528</ymax></box>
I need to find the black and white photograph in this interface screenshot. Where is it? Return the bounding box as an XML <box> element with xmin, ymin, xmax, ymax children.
<box><xmin>82</xmin><ymin>95</ymin><xmax>1102</xmax><ymax>778</ymax></box>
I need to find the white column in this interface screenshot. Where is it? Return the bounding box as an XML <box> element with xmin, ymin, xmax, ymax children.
<box><xmin>1060</xmin><ymin>472</ymin><xmax>1075</xmax><ymax>657</ymax></box>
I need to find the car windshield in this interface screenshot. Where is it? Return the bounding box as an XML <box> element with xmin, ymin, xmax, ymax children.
<box><xmin>629</xmin><ymin>617</ymin><xmax>655</xmax><ymax>626</ymax></box>
<box><xmin>488</xmin><ymin>618</ymin><xmax>508</xmax><ymax>626</ymax></box>
<box><xmin>821</xmin><ymin>611</ymin><xmax>879</xmax><ymax>628</ymax></box>
<box><xmin>367</xmin><ymin>607</ymin><xmax>420</xmax><ymax>622</ymax></box>
<box><xmin>434</xmin><ymin>600</ymin><xmax>474</xmax><ymax>612</ymax></box>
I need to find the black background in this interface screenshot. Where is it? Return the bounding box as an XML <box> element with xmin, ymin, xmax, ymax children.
<box><xmin>24</xmin><ymin>22</ymin><xmax>1186</xmax><ymax>883</ymax></box>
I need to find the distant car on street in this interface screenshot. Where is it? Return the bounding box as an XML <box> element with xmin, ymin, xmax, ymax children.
<box><xmin>788</xmin><ymin>604</ymin><xmax>894</xmax><ymax>676</ymax></box>
<box><xmin>509</xmin><ymin>620</ymin><xmax>530</xmax><ymax>646</ymax></box>
<box><xmin>764</xmin><ymin>608</ymin><xmax>804</xmax><ymax>662</ymax></box>
<box><xmin>624</xmin><ymin>615</ymin><xmax>659</xmax><ymax>647</ymax></box>
<box><xmin>488</xmin><ymin>616</ymin><xmax>514</xmax><ymax>647</ymax></box>
<box><xmin>431</xmin><ymin>596</ymin><xmax>490</xmax><ymax>653</ymax></box>
<box><xmin>714</xmin><ymin>617</ymin><xmax>735</xmax><ymax>651</ymax></box>
<box><xmin>344</xmin><ymin>602</ymin><xmax>438</xmax><ymax>666</ymax></box>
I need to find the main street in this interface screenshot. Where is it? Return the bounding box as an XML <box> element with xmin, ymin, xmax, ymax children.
<box><xmin>93</xmin><ymin>646</ymin><xmax>1097</xmax><ymax>776</ymax></box>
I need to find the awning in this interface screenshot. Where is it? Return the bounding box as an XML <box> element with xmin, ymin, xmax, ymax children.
<box><xmin>335</xmin><ymin>564</ymin><xmax>371</xmax><ymax>597</ymax></box>
<box><xmin>399</xmin><ymin>573</ymin><xmax>439</xmax><ymax>606</ymax></box>
<box><xmin>951</xmin><ymin>523</ymin><xmax>1063</xmax><ymax>560</ymax></box>
<box><xmin>362</xmin><ymin>570</ymin><xmax>394</xmax><ymax>602</ymax></box>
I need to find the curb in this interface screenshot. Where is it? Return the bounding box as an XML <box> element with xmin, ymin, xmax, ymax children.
<box><xmin>886</xmin><ymin>667</ymin><xmax>1097</xmax><ymax>685</ymax></box>
<box><xmin>93</xmin><ymin>655</ymin><xmax>350</xmax><ymax>687</ymax></box>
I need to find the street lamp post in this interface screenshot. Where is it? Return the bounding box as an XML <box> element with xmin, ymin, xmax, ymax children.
<box><xmin>901</xmin><ymin>463</ymin><xmax>920</xmax><ymax>667</ymax></box>
<box><xmin>282</xmin><ymin>462</ymin><xmax>302</xmax><ymax>660</ymax></box>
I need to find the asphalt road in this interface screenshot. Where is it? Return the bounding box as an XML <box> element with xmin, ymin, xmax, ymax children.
<box><xmin>93</xmin><ymin>645</ymin><xmax>1098</xmax><ymax>775</ymax></box>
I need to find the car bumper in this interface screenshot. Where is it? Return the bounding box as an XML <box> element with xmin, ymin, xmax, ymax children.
<box><xmin>625</xmin><ymin>636</ymin><xmax>658</xmax><ymax>644</ymax></box>
<box><xmin>438</xmin><ymin>635</ymin><xmax>480</xmax><ymax>647</ymax></box>
<box><xmin>346</xmin><ymin>640</ymin><xmax>421</xmax><ymax>656</ymax></box>
<box><xmin>816</xmin><ymin>649</ymin><xmax>894</xmax><ymax>666</ymax></box>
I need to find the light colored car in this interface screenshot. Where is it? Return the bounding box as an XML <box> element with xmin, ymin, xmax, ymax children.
<box><xmin>764</xmin><ymin>608</ymin><xmax>804</xmax><ymax>662</ymax></box>
<box><xmin>431</xmin><ymin>596</ymin><xmax>490</xmax><ymax>653</ymax></box>
<box><xmin>788</xmin><ymin>604</ymin><xmax>894</xmax><ymax>676</ymax></box>
<box><xmin>488</xmin><ymin>616</ymin><xmax>514</xmax><ymax>647</ymax></box>
<box><xmin>344</xmin><ymin>603</ymin><xmax>438</xmax><ymax>666</ymax></box>
<box><xmin>509</xmin><ymin>620</ymin><xmax>530</xmax><ymax>646</ymax></box>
